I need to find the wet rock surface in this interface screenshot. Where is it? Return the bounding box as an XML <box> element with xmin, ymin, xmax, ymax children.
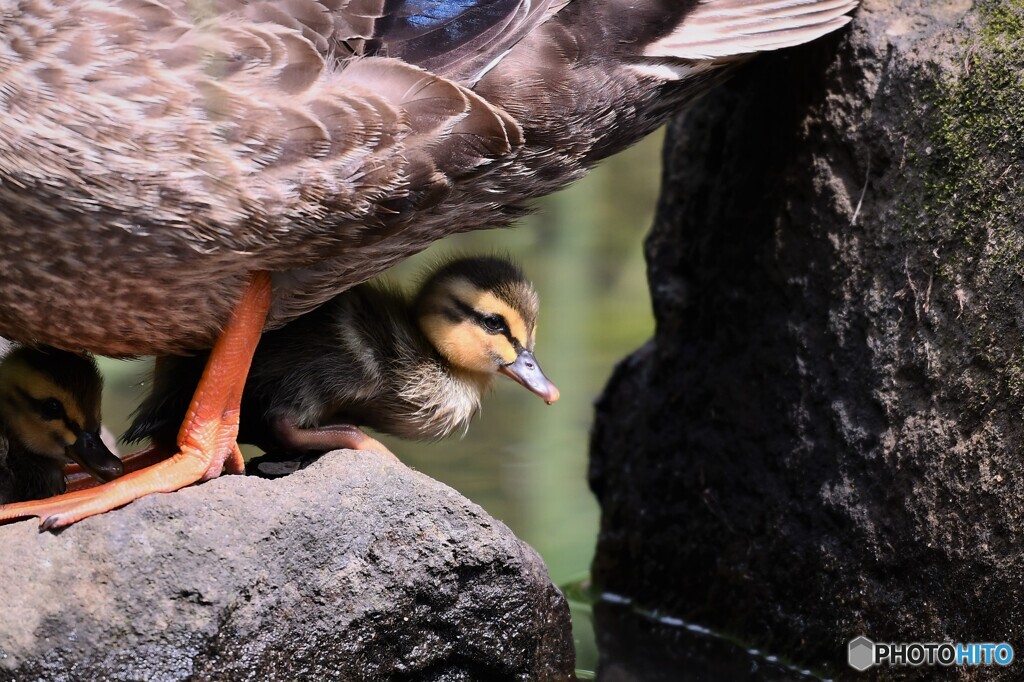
<box><xmin>0</xmin><ymin>451</ymin><xmax>574</xmax><ymax>681</ymax></box>
<box><xmin>591</xmin><ymin>1</ymin><xmax>1024</xmax><ymax>679</ymax></box>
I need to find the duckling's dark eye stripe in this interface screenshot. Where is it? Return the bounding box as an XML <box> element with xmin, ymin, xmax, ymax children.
<box><xmin>14</xmin><ymin>388</ymin><xmax>77</xmax><ymax>431</ymax></box>
<box><xmin>13</xmin><ymin>387</ymin><xmax>40</xmax><ymax>413</ymax></box>
<box><xmin>450</xmin><ymin>298</ymin><xmax>477</xmax><ymax>321</ymax></box>
<box><xmin>502</xmin><ymin>329</ymin><xmax>524</xmax><ymax>350</ymax></box>
<box><xmin>450</xmin><ymin>298</ymin><xmax>521</xmax><ymax>344</ymax></box>
<box><xmin>439</xmin><ymin>304</ymin><xmax>464</xmax><ymax>324</ymax></box>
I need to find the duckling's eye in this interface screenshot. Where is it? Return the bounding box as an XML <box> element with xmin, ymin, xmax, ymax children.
<box><xmin>481</xmin><ymin>315</ymin><xmax>506</xmax><ymax>333</ymax></box>
<box><xmin>38</xmin><ymin>398</ymin><xmax>64</xmax><ymax>421</ymax></box>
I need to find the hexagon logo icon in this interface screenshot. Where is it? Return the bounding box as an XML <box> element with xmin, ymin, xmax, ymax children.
<box><xmin>848</xmin><ymin>636</ymin><xmax>875</xmax><ymax>671</ymax></box>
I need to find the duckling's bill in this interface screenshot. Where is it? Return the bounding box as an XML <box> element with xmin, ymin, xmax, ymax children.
<box><xmin>67</xmin><ymin>430</ymin><xmax>123</xmax><ymax>483</ymax></box>
<box><xmin>499</xmin><ymin>350</ymin><xmax>560</xmax><ymax>404</ymax></box>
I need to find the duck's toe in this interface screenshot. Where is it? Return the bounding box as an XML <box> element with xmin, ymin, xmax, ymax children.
<box><xmin>1</xmin><ymin>271</ymin><xmax>272</xmax><ymax>529</ymax></box>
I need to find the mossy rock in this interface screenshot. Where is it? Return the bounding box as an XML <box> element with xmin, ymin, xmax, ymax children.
<box><xmin>591</xmin><ymin>1</ymin><xmax>1024</xmax><ymax>679</ymax></box>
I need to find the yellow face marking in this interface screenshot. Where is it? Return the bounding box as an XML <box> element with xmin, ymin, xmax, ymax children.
<box><xmin>487</xmin><ymin>333</ymin><xmax>518</xmax><ymax>366</ymax></box>
<box><xmin>447</xmin><ymin>280</ymin><xmax>531</xmax><ymax>347</ymax></box>
<box><xmin>15</xmin><ymin>369</ymin><xmax>86</xmax><ymax>428</ymax></box>
<box><xmin>2</xmin><ymin>408</ymin><xmax>75</xmax><ymax>460</ymax></box>
<box><xmin>419</xmin><ymin>277</ymin><xmax>540</xmax><ymax>373</ymax></box>
<box><xmin>421</xmin><ymin>315</ymin><xmax>493</xmax><ymax>372</ymax></box>
<box><xmin>0</xmin><ymin>363</ymin><xmax>83</xmax><ymax>459</ymax></box>
<box><xmin>419</xmin><ymin>291</ymin><xmax>497</xmax><ymax>369</ymax></box>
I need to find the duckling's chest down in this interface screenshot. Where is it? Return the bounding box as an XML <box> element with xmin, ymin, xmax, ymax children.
<box><xmin>321</xmin><ymin>363</ymin><xmax>490</xmax><ymax>443</ymax></box>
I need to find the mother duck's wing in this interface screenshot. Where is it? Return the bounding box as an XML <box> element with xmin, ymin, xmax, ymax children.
<box><xmin>0</xmin><ymin>0</ymin><xmax>526</xmax><ymax>354</ymax></box>
<box><xmin>0</xmin><ymin>0</ymin><xmax>857</xmax><ymax>355</ymax></box>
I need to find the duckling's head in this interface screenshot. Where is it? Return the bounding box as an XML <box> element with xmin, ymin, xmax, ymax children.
<box><xmin>415</xmin><ymin>257</ymin><xmax>559</xmax><ymax>403</ymax></box>
<box><xmin>0</xmin><ymin>346</ymin><xmax>123</xmax><ymax>481</ymax></box>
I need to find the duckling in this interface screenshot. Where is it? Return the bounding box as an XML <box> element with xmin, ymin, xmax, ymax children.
<box><xmin>125</xmin><ymin>257</ymin><xmax>558</xmax><ymax>460</ymax></box>
<box><xmin>0</xmin><ymin>346</ymin><xmax>124</xmax><ymax>504</ymax></box>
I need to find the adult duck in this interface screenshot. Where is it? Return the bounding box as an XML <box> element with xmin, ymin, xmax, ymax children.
<box><xmin>0</xmin><ymin>0</ymin><xmax>858</xmax><ymax>527</ymax></box>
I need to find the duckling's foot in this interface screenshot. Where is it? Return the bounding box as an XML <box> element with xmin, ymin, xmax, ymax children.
<box><xmin>0</xmin><ymin>272</ymin><xmax>272</xmax><ymax>529</ymax></box>
<box><xmin>272</xmin><ymin>416</ymin><xmax>398</xmax><ymax>461</ymax></box>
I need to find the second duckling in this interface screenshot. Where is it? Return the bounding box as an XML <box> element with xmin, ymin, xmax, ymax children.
<box><xmin>0</xmin><ymin>346</ymin><xmax>123</xmax><ymax>503</ymax></box>
<box><xmin>126</xmin><ymin>257</ymin><xmax>558</xmax><ymax>457</ymax></box>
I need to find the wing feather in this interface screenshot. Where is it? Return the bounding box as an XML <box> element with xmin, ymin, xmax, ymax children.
<box><xmin>645</xmin><ymin>0</ymin><xmax>859</xmax><ymax>61</ymax></box>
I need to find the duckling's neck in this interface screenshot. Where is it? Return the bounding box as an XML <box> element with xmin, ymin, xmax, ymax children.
<box><xmin>393</xmin><ymin>357</ymin><xmax>494</xmax><ymax>441</ymax></box>
<box><xmin>448</xmin><ymin>366</ymin><xmax>494</xmax><ymax>396</ymax></box>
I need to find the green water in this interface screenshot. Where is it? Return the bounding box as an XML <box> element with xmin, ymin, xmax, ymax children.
<box><xmin>96</xmin><ymin>129</ymin><xmax>664</xmax><ymax>675</ymax></box>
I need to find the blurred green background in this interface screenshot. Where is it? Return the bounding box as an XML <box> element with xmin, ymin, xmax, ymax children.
<box><xmin>97</xmin><ymin>128</ymin><xmax>664</xmax><ymax>675</ymax></box>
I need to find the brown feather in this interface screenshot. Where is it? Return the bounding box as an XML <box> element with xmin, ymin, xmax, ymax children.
<box><xmin>0</xmin><ymin>0</ymin><xmax>858</xmax><ymax>355</ymax></box>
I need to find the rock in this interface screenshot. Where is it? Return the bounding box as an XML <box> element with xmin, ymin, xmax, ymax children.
<box><xmin>0</xmin><ymin>451</ymin><xmax>575</xmax><ymax>681</ymax></box>
<box><xmin>590</xmin><ymin>1</ymin><xmax>1024</xmax><ymax>678</ymax></box>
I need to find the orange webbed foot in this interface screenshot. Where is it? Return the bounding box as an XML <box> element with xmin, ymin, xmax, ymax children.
<box><xmin>0</xmin><ymin>272</ymin><xmax>272</xmax><ymax>530</ymax></box>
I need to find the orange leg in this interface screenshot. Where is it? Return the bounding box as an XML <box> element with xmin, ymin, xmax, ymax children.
<box><xmin>0</xmin><ymin>272</ymin><xmax>272</xmax><ymax>529</ymax></box>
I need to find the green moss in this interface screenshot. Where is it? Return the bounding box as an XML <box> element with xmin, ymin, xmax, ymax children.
<box><xmin>922</xmin><ymin>4</ymin><xmax>1024</xmax><ymax>250</ymax></box>
<box><xmin>980</xmin><ymin>0</ymin><xmax>1024</xmax><ymax>39</ymax></box>
<box><xmin>899</xmin><ymin>1</ymin><xmax>1024</xmax><ymax>405</ymax></box>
